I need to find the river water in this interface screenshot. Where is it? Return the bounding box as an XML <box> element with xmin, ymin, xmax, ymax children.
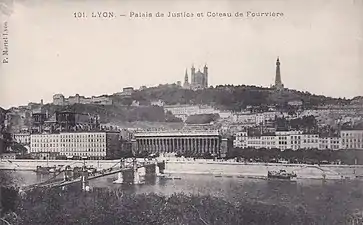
<box><xmin>9</xmin><ymin>171</ymin><xmax>363</xmax><ymax>224</ymax></box>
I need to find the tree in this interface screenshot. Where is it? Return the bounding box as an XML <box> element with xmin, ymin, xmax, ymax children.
<box><xmin>186</xmin><ymin>114</ymin><xmax>219</xmax><ymax>124</ymax></box>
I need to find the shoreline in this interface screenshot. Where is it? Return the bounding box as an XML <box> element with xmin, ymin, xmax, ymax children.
<box><xmin>163</xmin><ymin>159</ymin><xmax>363</xmax><ymax>180</ymax></box>
<box><xmin>2</xmin><ymin>158</ymin><xmax>363</xmax><ymax>180</ymax></box>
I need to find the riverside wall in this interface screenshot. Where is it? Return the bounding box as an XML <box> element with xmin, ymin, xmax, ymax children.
<box><xmin>2</xmin><ymin>158</ymin><xmax>363</xmax><ymax>180</ymax></box>
<box><xmin>163</xmin><ymin>159</ymin><xmax>363</xmax><ymax>180</ymax></box>
<box><xmin>0</xmin><ymin>159</ymin><xmax>121</xmax><ymax>171</ymax></box>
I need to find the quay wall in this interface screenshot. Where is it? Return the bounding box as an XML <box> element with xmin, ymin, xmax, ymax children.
<box><xmin>163</xmin><ymin>160</ymin><xmax>363</xmax><ymax>180</ymax></box>
<box><xmin>0</xmin><ymin>159</ymin><xmax>121</xmax><ymax>171</ymax></box>
<box><xmin>2</xmin><ymin>158</ymin><xmax>363</xmax><ymax>180</ymax></box>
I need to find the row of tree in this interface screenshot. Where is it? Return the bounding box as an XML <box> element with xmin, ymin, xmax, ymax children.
<box><xmin>131</xmin><ymin>85</ymin><xmax>350</xmax><ymax>111</ymax></box>
<box><xmin>227</xmin><ymin>148</ymin><xmax>363</xmax><ymax>165</ymax></box>
<box><xmin>1</xmin><ymin>187</ymin><xmax>321</xmax><ymax>225</ymax></box>
<box><xmin>129</xmin><ymin>146</ymin><xmax>363</xmax><ymax>165</ymax></box>
<box><xmin>40</xmin><ymin>104</ymin><xmax>182</xmax><ymax>124</ymax></box>
<box><xmin>185</xmin><ymin>113</ymin><xmax>220</xmax><ymax>124</ymax></box>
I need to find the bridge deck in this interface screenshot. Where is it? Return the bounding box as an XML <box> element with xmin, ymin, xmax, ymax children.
<box><xmin>23</xmin><ymin>161</ymin><xmax>157</xmax><ymax>190</ymax></box>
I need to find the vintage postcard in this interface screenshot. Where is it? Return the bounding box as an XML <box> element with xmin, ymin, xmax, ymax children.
<box><xmin>1</xmin><ymin>0</ymin><xmax>363</xmax><ymax>224</ymax></box>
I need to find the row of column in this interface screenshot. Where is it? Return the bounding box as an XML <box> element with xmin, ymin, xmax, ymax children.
<box><xmin>136</xmin><ymin>137</ymin><xmax>220</xmax><ymax>154</ymax></box>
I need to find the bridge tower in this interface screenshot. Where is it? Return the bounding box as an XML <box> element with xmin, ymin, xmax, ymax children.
<box><xmin>157</xmin><ymin>160</ymin><xmax>166</xmax><ymax>175</ymax></box>
<box><xmin>81</xmin><ymin>165</ymin><xmax>90</xmax><ymax>192</ymax></box>
<box><xmin>133</xmin><ymin>159</ymin><xmax>141</xmax><ymax>184</ymax></box>
<box><xmin>120</xmin><ymin>158</ymin><xmax>126</xmax><ymax>169</ymax></box>
<box><xmin>114</xmin><ymin>158</ymin><xmax>126</xmax><ymax>184</ymax></box>
<box><xmin>114</xmin><ymin>172</ymin><xmax>124</xmax><ymax>184</ymax></box>
<box><xmin>155</xmin><ymin>162</ymin><xmax>160</xmax><ymax>176</ymax></box>
<box><xmin>64</xmin><ymin>166</ymin><xmax>72</xmax><ymax>181</ymax></box>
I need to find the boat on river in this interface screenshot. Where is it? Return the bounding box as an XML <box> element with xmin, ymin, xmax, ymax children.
<box><xmin>34</xmin><ymin>166</ymin><xmax>58</xmax><ymax>174</ymax></box>
<box><xmin>268</xmin><ymin>169</ymin><xmax>297</xmax><ymax>181</ymax></box>
<box><xmin>158</xmin><ymin>174</ymin><xmax>182</xmax><ymax>180</ymax></box>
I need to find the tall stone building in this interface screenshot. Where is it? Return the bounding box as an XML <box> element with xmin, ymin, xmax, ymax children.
<box><xmin>273</xmin><ymin>57</ymin><xmax>284</xmax><ymax>90</ymax></box>
<box><xmin>183</xmin><ymin>64</ymin><xmax>209</xmax><ymax>90</ymax></box>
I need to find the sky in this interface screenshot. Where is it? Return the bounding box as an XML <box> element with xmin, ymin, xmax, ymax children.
<box><xmin>0</xmin><ymin>0</ymin><xmax>362</xmax><ymax>109</ymax></box>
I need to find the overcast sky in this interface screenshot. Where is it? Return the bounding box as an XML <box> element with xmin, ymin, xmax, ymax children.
<box><xmin>0</xmin><ymin>0</ymin><xmax>362</xmax><ymax>109</ymax></box>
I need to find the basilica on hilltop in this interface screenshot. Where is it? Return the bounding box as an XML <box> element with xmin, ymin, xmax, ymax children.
<box><xmin>183</xmin><ymin>64</ymin><xmax>209</xmax><ymax>90</ymax></box>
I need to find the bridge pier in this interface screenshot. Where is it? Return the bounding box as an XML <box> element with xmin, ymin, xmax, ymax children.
<box><xmin>120</xmin><ymin>158</ymin><xmax>126</xmax><ymax>169</ymax></box>
<box><xmin>113</xmin><ymin>172</ymin><xmax>124</xmax><ymax>184</ymax></box>
<box><xmin>155</xmin><ymin>163</ymin><xmax>160</xmax><ymax>175</ymax></box>
<box><xmin>133</xmin><ymin>170</ymin><xmax>140</xmax><ymax>184</ymax></box>
<box><xmin>81</xmin><ymin>168</ymin><xmax>90</xmax><ymax>192</ymax></box>
<box><xmin>64</xmin><ymin>168</ymin><xmax>72</xmax><ymax>181</ymax></box>
<box><xmin>157</xmin><ymin>160</ymin><xmax>166</xmax><ymax>175</ymax></box>
<box><xmin>138</xmin><ymin>167</ymin><xmax>146</xmax><ymax>176</ymax></box>
<box><xmin>132</xmin><ymin>160</ymin><xmax>143</xmax><ymax>184</ymax></box>
<box><xmin>113</xmin><ymin>158</ymin><xmax>127</xmax><ymax>184</ymax></box>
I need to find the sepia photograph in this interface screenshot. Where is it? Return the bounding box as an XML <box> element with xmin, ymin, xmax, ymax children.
<box><xmin>1</xmin><ymin>0</ymin><xmax>363</xmax><ymax>224</ymax></box>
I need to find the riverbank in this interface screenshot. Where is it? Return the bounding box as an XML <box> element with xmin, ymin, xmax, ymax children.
<box><xmin>0</xmin><ymin>159</ymin><xmax>121</xmax><ymax>171</ymax></box>
<box><xmin>2</xmin><ymin>158</ymin><xmax>363</xmax><ymax>180</ymax></box>
<box><xmin>163</xmin><ymin>159</ymin><xmax>363</xmax><ymax>180</ymax></box>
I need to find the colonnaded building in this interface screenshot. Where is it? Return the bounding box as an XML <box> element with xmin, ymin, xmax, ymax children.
<box><xmin>133</xmin><ymin>130</ymin><xmax>227</xmax><ymax>157</ymax></box>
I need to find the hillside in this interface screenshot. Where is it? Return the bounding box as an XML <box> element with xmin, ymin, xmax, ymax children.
<box><xmin>0</xmin><ymin>107</ymin><xmax>9</xmax><ymax>153</ymax></box>
<box><xmin>0</xmin><ymin>107</ymin><xmax>6</xmax><ymax>125</ymax></box>
<box><xmin>131</xmin><ymin>85</ymin><xmax>350</xmax><ymax>111</ymax></box>
<box><xmin>41</xmin><ymin>104</ymin><xmax>182</xmax><ymax>124</ymax></box>
<box><xmin>4</xmin><ymin>85</ymin><xmax>357</xmax><ymax>132</ymax></box>
<box><xmin>0</xmin><ymin>107</ymin><xmax>8</xmax><ymax>133</ymax></box>
<box><xmin>186</xmin><ymin>113</ymin><xmax>220</xmax><ymax>124</ymax></box>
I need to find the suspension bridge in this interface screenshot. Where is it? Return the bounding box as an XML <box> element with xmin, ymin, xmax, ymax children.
<box><xmin>21</xmin><ymin>158</ymin><xmax>166</xmax><ymax>192</ymax></box>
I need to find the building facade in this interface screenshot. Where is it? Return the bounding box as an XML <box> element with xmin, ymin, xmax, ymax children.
<box><xmin>247</xmin><ymin>135</ymin><xmax>277</xmax><ymax>149</ymax></box>
<box><xmin>233</xmin><ymin>132</ymin><xmax>248</xmax><ymax>148</ymax></box>
<box><xmin>30</xmin><ymin>131</ymin><xmax>120</xmax><ymax>159</ymax></box>
<box><xmin>233</xmin><ymin>130</ymin><xmax>320</xmax><ymax>150</ymax></box>
<box><xmin>288</xmin><ymin>100</ymin><xmax>303</xmax><ymax>107</ymax></box>
<box><xmin>117</xmin><ymin>87</ymin><xmax>134</xmax><ymax>96</ymax></box>
<box><xmin>151</xmin><ymin>100</ymin><xmax>165</xmax><ymax>107</ymax></box>
<box><xmin>0</xmin><ymin>153</ymin><xmax>16</xmax><ymax>160</ymax></box>
<box><xmin>318</xmin><ymin>137</ymin><xmax>341</xmax><ymax>150</ymax></box>
<box><xmin>340</xmin><ymin>129</ymin><xmax>363</xmax><ymax>150</ymax></box>
<box><xmin>232</xmin><ymin>111</ymin><xmax>278</xmax><ymax>126</ymax></box>
<box><xmin>133</xmin><ymin>130</ymin><xmax>222</xmax><ymax>156</ymax></box>
<box><xmin>13</xmin><ymin>132</ymin><xmax>31</xmax><ymax>145</ymax></box>
<box><xmin>53</xmin><ymin>94</ymin><xmax>113</xmax><ymax>106</ymax></box>
<box><xmin>164</xmin><ymin>104</ymin><xmax>219</xmax><ymax>122</ymax></box>
<box><xmin>53</xmin><ymin>94</ymin><xmax>66</xmax><ymax>105</ymax></box>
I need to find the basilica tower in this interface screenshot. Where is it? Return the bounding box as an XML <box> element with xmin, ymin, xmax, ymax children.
<box><xmin>203</xmin><ymin>64</ymin><xmax>208</xmax><ymax>88</ymax></box>
<box><xmin>183</xmin><ymin>69</ymin><xmax>189</xmax><ymax>89</ymax></box>
<box><xmin>191</xmin><ymin>64</ymin><xmax>196</xmax><ymax>84</ymax></box>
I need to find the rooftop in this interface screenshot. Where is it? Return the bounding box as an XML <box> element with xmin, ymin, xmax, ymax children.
<box><xmin>134</xmin><ymin>130</ymin><xmax>220</xmax><ymax>137</ymax></box>
<box><xmin>30</xmin><ymin>130</ymin><xmax>120</xmax><ymax>135</ymax></box>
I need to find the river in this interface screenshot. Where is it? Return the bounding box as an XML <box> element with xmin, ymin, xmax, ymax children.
<box><xmin>8</xmin><ymin>171</ymin><xmax>363</xmax><ymax>224</ymax></box>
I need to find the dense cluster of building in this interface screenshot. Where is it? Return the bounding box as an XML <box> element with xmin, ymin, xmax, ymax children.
<box><xmin>234</xmin><ymin>129</ymin><xmax>362</xmax><ymax>151</ymax></box>
<box><xmin>2</xmin><ymin>57</ymin><xmax>363</xmax><ymax>161</ymax></box>
<box><xmin>53</xmin><ymin>94</ymin><xmax>113</xmax><ymax>106</ymax></box>
<box><xmin>29</xmin><ymin>131</ymin><xmax>120</xmax><ymax>160</ymax></box>
<box><xmin>9</xmin><ymin>128</ymin><xmax>228</xmax><ymax>160</ymax></box>
<box><xmin>5</xmin><ymin>108</ymin><xmax>229</xmax><ymax>159</ymax></box>
<box><xmin>163</xmin><ymin>104</ymin><xmax>222</xmax><ymax>122</ymax></box>
<box><xmin>8</xmin><ymin>124</ymin><xmax>363</xmax><ymax>161</ymax></box>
